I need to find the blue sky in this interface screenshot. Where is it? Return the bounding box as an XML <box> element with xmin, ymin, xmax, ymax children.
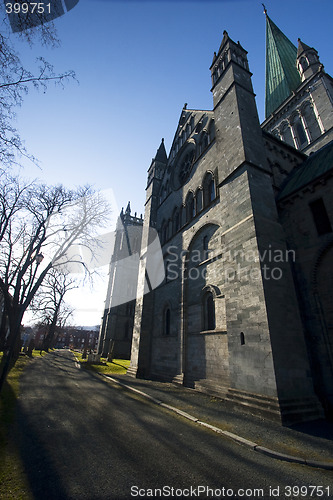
<box><xmin>11</xmin><ymin>0</ymin><xmax>333</xmax><ymax>325</ymax></box>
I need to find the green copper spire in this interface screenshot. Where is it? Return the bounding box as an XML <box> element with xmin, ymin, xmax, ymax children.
<box><xmin>265</xmin><ymin>13</ymin><xmax>301</xmax><ymax>118</ymax></box>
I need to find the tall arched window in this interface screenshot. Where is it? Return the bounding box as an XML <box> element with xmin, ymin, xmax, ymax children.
<box><xmin>291</xmin><ymin>114</ymin><xmax>308</xmax><ymax>149</ymax></box>
<box><xmin>299</xmin><ymin>56</ymin><xmax>309</xmax><ymax>72</ymax></box>
<box><xmin>281</xmin><ymin>122</ymin><xmax>294</xmax><ymax>147</ymax></box>
<box><xmin>203</xmin><ymin>173</ymin><xmax>216</xmax><ymax>207</ymax></box>
<box><xmin>302</xmin><ymin>102</ymin><xmax>322</xmax><ymax>141</ymax></box>
<box><xmin>186</xmin><ymin>192</ymin><xmax>195</xmax><ymax>222</ymax></box>
<box><xmin>195</xmin><ymin>188</ymin><xmax>203</xmax><ymax>213</ymax></box>
<box><xmin>203</xmin><ymin>292</ymin><xmax>215</xmax><ymax>331</ymax></box>
<box><xmin>296</xmin><ymin>121</ymin><xmax>308</xmax><ymax>148</ymax></box>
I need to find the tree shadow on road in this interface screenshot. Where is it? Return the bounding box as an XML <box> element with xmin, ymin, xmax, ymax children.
<box><xmin>14</xmin><ymin>398</ymin><xmax>69</xmax><ymax>500</ymax></box>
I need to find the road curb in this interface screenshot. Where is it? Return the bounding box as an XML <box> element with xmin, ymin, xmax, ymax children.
<box><xmin>96</xmin><ymin>372</ymin><xmax>333</xmax><ymax>471</ymax></box>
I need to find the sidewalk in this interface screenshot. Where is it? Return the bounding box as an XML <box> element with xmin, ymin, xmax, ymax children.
<box><xmin>101</xmin><ymin>373</ymin><xmax>333</xmax><ymax>470</ymax></box>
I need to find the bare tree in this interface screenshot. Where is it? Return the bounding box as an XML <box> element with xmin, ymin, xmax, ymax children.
<box><xmin>0</xmin><ymin>2</ymin><xmax>76</xmax><ymax>167</ymax></box>
<box><xmin>0</xmin><ymin>173</ymin><xmax>110</xmax><ymax>391</ymax></box>
<box><xmin>30</xmin><ymin>268</ymin><xmax>77</xmax><ymax>351</ymax></box>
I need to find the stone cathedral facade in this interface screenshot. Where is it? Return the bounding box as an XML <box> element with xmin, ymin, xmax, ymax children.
<box><xmin>99</xmin><ymin>14</ymin><xmax>333</xmax><ymax>424</ymax></box>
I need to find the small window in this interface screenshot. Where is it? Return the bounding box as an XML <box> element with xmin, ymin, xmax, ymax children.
<box><xmin>203</xmin><ymin>292</ymin><xmax>215</xmax><ymax>331</ymax></box>
<box><xmin>164</xmin><ymin>308</ymin><xmax>171</xmax><ymax>336</ymax></box>
<box><xmin>299</xmin><ymin>56</ymin><xmax>309</xmax><ymax>71</ymax></box>
<box><xmin>310</xmin><ymin>198</ymin><xmax>332</xmax><ymax>236</ymax></box>
<box><xmin>240</xmin><ymin>332</ymin><xmax>245</xmax><ymax>345</ymax></box>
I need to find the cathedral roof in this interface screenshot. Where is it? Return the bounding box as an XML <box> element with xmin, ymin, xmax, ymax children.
<box><xmin>278</xmin><ymin>140</ymin><xmax>333</xmax><ymax>200</ymax></box>
<box><xmin>265</xmin><ymin>15</ymin><xmax>301</xmax><ymax>119</ymax></box>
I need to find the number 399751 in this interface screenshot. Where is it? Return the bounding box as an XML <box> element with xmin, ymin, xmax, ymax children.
<box><xmin>6</xmin><ymin>3</ymin><xmax>51</xmax><ymax>14</ymax></box>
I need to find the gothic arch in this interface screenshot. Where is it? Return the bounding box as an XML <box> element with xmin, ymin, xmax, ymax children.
<box><xmin>185</xmin><ymin>190</ymin><xmax>195</xmax><ymax>222</ymax></box>
<box><xmin>186</xmin><ymin>222</ymin><xmax>220</xmax><ymax>252</ymax></box>
<box><xmin>162</xmin><ymin>301</ymin><xmax>172</xmax><ymax>336</ymax></box>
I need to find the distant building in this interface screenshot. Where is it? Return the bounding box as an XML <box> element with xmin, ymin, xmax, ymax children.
<box><xmin>98</xmin><ymin>203</ymin><xmax>143</xmax><ymax>359</ymax></box>
<box><xmin>56</xmin><ymin>327</ymin><xmax>99</xmax><ymax>351</ymax></box>
<box><xmin>99</xmin><ymin>13</ymin><xmax>333</xmax><ymax>424</ymax></box>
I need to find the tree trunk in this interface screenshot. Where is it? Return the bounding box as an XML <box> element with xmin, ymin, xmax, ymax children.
<box><xmin>0</xmin><ymin>308</ymin><xmax>23</xmax><ymax>393</ymax></box>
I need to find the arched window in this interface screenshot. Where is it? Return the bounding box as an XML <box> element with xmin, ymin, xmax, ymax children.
<box><xmin>203</xmin><ymin>292</ymin><xmax>215</xmax><ymax>331</ymax></box>
<box><xmin>291</xmin><ymin>114</ymin><xmax>308</xmax><ymax>149</ymax></box>
<box><xmin>195</xmin><ymin>188</ymin><xmax>203</xmax><ymax>213</ymax></box>
<box><xmin>299</xmin><ymin>56</ymin><xmax>309</xmax><ymax>72</ymax></box>
<box><xmin>281</xmin><ymin>122</ymin><xmax>294</xmax><ymax>147</ymax></box>
<box><xmin>296</xmin><ymin>120</ymin><xmax>308</xmax><ymax>148</ymax></box>
<box><xmin>208</xmin><ymin>122</ymin><xmax>215</xmax><ymax>143</ymax></box>
<box><xmin>302</xmin><ymin>102</ymin><xmax>322</xmax><ymax>141</ymax></box>
<box><xmin>203</xmin><ymin>173</ymin><xmax>216</xmax><ymax>207</ymax></box>
<box><xmin>186</xmin><ymin>192</ymin><xmax>195</xmax><ymax>222</ymax></box>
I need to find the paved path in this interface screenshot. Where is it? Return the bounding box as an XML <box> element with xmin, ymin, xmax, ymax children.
<box><xmin>15</xmin><ymin>351</ymin><xmax>333</xmax><ymax>499</ymax></box>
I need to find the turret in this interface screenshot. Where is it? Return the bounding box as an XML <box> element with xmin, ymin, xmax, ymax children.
<box><xmin>297</xmin><ymin>38</ymin><xmax>322</xmax><ymax>81</ymax></box>
<box><xmin>210</xmin><ymin>30</ymin><xmax>268</xmax><ymax>178</ymax></box>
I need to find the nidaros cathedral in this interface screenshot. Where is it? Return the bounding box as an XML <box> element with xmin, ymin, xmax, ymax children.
<box><xmin>98</xmin><ymin>11</ymin><xmax>333</xmax><ymax>424</ymax></box>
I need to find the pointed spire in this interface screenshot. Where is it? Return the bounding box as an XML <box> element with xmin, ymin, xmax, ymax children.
<box><xmin>265</xmin><ymin>15</ymin><xmax>301</xmax><ymax>118</ymax></box>
<box><xmin>125</xmin><ymin>201</ymin><xmax>131</xmax><ymax>215</ymax></box>
<box><xmin>297</xmin><ymin>38</ymin><xmax>314</xmax><ymax>58</ymax></box>
<box><xmin>154</xmin><ymin>138</ymin><xmax>167</xmax><ymax>163</ymax></box>
<box><xmin>218</xmin><ymin>30</ymin><xmax>229</xmax><ymax>54</ymax></box>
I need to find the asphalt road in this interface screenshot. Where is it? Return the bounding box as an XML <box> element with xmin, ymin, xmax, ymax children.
<box><xmin>15</xmin><ymin>350</ymin><xmax>332</xmax><ymax>500</ymax></box>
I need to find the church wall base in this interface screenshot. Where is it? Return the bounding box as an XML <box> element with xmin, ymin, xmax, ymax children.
<box><xmin>127</xmin><ymin>365</ymin><xmax>324</xmax><ymax>425</ymax></box>
<box><xmin>225</xmin><ymin>388</ymin><xmax>324</xmax><ymax>425</ymax></box>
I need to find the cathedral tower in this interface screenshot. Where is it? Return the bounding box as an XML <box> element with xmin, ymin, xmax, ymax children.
<box><xmin>98</xmin><ymin>203</ymin><xmax>143</xmax><ymax>359</ymax></box>
<box><xmin>262</xmin><ymin>11</ymin><xmax>333</xmax><ymax>154</ymax></box>
<box><xmin>209</xmin><ymin>28</ymin><xmax>322</xmax><ymax>421</ymax></box>
<box><xmin>128</xmin><ymin>140</ymin><xmax>168</xmax><ymax>377</ymax></box>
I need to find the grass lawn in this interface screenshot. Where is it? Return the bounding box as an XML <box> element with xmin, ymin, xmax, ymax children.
<box><xmin>73</xmin><ymin>351</ymin><xmax>130</xmax><ymax>375</ymax></box>
<box><xmin>0</xmin><ymin>353</ymin><xmax>35</xmax><ymax>499</ymax></box>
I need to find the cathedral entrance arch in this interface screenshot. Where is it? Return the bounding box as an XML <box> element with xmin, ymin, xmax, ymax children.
<box><xmin>182</xmin><ymin>224</ymin><xmax>229</xmax><ymax>392</ymax></box>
